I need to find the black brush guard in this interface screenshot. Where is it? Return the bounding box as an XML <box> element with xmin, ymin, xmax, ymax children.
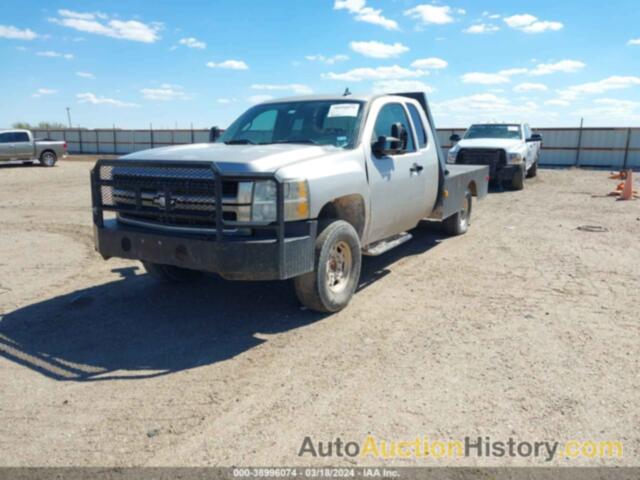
<box><xmin>90</xmin><ymin>159</ymin><xmax>316</xmax><ymax>280</ymax></box>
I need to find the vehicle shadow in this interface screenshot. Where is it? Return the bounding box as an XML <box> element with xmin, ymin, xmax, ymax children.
<box><xmin>0</xmin><ymin>222</ymin><xmax>444</xmax><ymax>382</ymax></box>
<box><xmin>0</xmin><ymin>162</ymin><xmax>39</xmax><ymax>169</ymax></box>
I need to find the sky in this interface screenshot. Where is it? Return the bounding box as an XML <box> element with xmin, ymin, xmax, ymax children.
<box><xmin>1</xmin><ymin>0</ymin><xmax>640</xmax><ymax>129</ymax></box>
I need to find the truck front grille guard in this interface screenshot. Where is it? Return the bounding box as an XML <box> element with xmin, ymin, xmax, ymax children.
<box><xmin>90</xmin><ymin>159</ymin><xmax>286</xmax><ymax>254</ymax></box>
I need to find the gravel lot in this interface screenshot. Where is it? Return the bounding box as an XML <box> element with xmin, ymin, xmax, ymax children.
<box><xmin>0</xmin><ymin>158</ymin><xmax>638</xmax><ymax>467</ymax></box>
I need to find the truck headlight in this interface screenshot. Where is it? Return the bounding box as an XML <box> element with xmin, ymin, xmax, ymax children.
<box><xmin>508</xmin><ymin>152</ymin><xmax>523</xmax><ymax>164</ymax></box>
<box><xmin>447</xmin><ymin>151</ymin><xmax>457</xmax><ymax>164</ymax></box>
<box><xmin>251</xmin><ymin>180</ymin><xmax>309</xmax><ymax>223</ymax></box>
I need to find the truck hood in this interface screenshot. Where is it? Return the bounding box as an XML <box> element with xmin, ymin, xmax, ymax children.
<box><xmin>120</xmin><ymin>142</ymin><xmax>346</xmax><ymax>174</ymax></box>
<box><xmin>454</xmin><ymin>138</ymin><xmax>524</xmax><ymax>151</ymax></box>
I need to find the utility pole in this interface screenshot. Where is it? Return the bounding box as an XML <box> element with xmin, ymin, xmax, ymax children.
<box><xmin>66</xmin><ymin>107</ymin><xmax>72</xmax><ymax>128</ymax></box>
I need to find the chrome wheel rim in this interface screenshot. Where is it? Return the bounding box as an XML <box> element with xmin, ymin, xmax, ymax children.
<box><xmin>326</xmin><ymin>240</ymin><xmax>352</xmax><ymax>293</ymax></box>
<box><xmin>42</xmin><ymin>152</ymin><xmax>55</xmax><ymax>165</ymax></box>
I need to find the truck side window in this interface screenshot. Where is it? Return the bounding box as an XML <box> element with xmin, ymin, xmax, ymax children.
<box><xmin>373</xmin><ymin>103</ymin><xmax>415</xmax><ymax>152</ymax></box>
<box><xmin>13</xmin><ymin>132</ymin><xmax>29</xmax><ymax>142</ymax></box>
<box><xmin>0</xmin><ymin>133</ymin><xmax>11</xmax><ymax>143</ymax></box>
<box><xmin>407</xmin><ymin>104</ymin><xmax>427</xmax><ymax>149</ymax></box>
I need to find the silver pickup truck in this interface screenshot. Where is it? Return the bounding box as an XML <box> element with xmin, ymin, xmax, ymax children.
<box><xmin>0</xmin><ymin>129</ymin><xmax>67</xmax><ymax>166</ymax></box>
<box><xmin>91</xmin><ymin>92</ymin><xmax>489</xmax><ymax>312</ymax></box>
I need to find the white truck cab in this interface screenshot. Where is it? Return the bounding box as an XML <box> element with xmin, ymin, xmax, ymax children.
<box><xmin>447</xmin><ymin>123</ymin><xmax>542</xmax><ymax>190</ymax></box>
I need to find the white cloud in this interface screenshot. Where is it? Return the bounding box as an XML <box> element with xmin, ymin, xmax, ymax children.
<box><xmin>334</xmin><ymin>0</ymin><xmax>398</xmax><ymax>30</ymax></box>
<box><xmin>629</xmin><ymin>38</ymin><xmax>640</xmax><ymax>45</ymax></box>
<box><xmin>77</xmin><ymin>92</ymin><xmax>139</xmax><ymax>107</ymax></box>
<box><xmin>349</xmin><ymin>40</ymin><xmax>409</xmax><ymax>59</ymax></box>
<box><xmin>558</xmin><ymin>76</ymin><xmax>640</xmax><ymax>99</ymax></box>
<box><xmin>76</xmin><ymin>71</ymin><xmax>94</xmax><ymax>79</ymax></box>
<box><xmin>432</xmin><ymin>93</ymin><xmax>543</xmax><ymax>125</ymax></box>
<box><xmin>305</xmin><ymin>54</ymin><xmax>349</xmax><ymax>65</ymax></box>
<box><xmin>216</xmin><ymin>98</ymin><xmax>237</xmax><ymax>104</ymax></box>
<box><xmin>464</xmin><ymin>23</ymin><xmax>499</xmax><ymax>34</ymax></box>
<box><xmin>461</xmin><ymin>72</ymin><xmax>511</xmax><ymax>84</ymax></box>
<box><xmin>0</xmin><ymin>25</ymin><xmax>38</xmax><ymax>40</ymax></box>
<box><xmin>434</xmin><ymin>93</ymin><xmax>511</xmax><ymax>113</ymax></box>
<box><xmin>36</xmin><ymin>51</ymin><xmax>74</xmax><ymax>60</ymax></box>
<box><xmin>206</xmin><ymin>60</ymin><xmax>249</xmax><ymax>70</ymax></box>
<box><xmin>31</xmin><ymin>88</ymin><xmax>58</xmax><ymax>98</ymax></box>
<box><xmin>247</xmin><ymin>95</ymin><xmax>274</xmax><ymax>104</ymax></box>
<box><xmin>461</xmin><ymin>67</ymin><xmax>531</xmax><ymax>84</ymax></box>
<box><xmin>323</xmin><ymin>65</ymin><xmax>428</xmax><ymax>82</ymax></box>
<box><xmin>500</xmin><ymin>68</ymin><xmax>528</xmax><ymax>76</ymax></box>
<box><xmin>141</xmin><ymin>84</ymin><xmax>189</xmax><ymax>101</ymax></box>
<box><xmin>404</xmin><ymin>5</ymin><xmax>455</xmax><ymax>25</ymax></box>
<box><xmin>462</xmin><ymin>63</ymin><xmax>582</xmax><ymax>85</ymax></box>
<box><xmin>251</xmin><ymin>84</ymin><xmax>313</xmax><ymax>95</ymax></box>
<box><xmin>179</xmin><ymin>37</ymin><xmax>206</xmax><ymax>49</ymax></box>
<box><xmin>576</xmin><ymin>98</ymin><xmax>640</xmax><ymax>123</ymax></box>
<box><xmin>503</xmin><ymin>14</ymin><xmax>563</xmax><ymax>33</ymax></box>
<box><xmin>530</xmin><ymin>60</ymin><xmax>585</xmax><ymax>76</ymax></box>
<box><xmin>410</xmin><ymin>57</ymin><xmax>448</xmax><ymax>69</ymax></box>
<box><xmin>503</xmin><ymin>14</ymin><xmax>537</xmax><ymax>28</ymax></box>
<box><xmin>50</xmin><ymin>9</ymin><xmax>161</xmax><ymax>43</ymax></box>
<box><xmin>514</xmin><ymin>82</ymin><xmax>548</xmax><ymax>92</ymax></box>
<box><xmin>544</xmin><ymin>99</ymin><xmax>570</xmax><ymax>107</ymax></box>
<box><xmin>372</xmin><ymin>79</ymin><xmax>434</xmax><ymax>94</ymax></box>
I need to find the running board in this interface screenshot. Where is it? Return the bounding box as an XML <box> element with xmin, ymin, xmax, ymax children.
<box><xmin>362</xmin><ymin>232</ymin><xmax>413</xmax><ymax>256</ymax></box>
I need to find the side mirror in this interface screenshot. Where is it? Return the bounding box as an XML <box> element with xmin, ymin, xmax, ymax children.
<box><xmin>209</xmin><ymin>126</ymin><xmax>221</xmax><ymax>142</ymax></box>
<box><xmin>450</xmin><ymin>133</ymin><xmax>461</xmax><ymax>142</ymax></box>
<box><xmin>527</xmin><ymin>133</ymin><xmax>542</xmax><ymax>142</ymax></box>
<box><xmin>372</xmin><ymin>123</ymin><xmax>408</xmax><ymax>157</ymax></box>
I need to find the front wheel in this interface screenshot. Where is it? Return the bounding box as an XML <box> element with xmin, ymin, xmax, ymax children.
<box><xmin>142</xmin><ymin>262</ymin><xmax>203</xmax><ymax>282</ymax></box>
<box><xmin>293</xmin><ymin>220</ymin><xmax>362</xmax><ymax>313</ymax></box>
<box><xmin>443</xmin><ymin>189</ymin><xmax>471</xmax><ymax>236</ymax></box>
<box><xmin>39</xmin><ymin>150</ymin><xmax>57</xmax><ymax>167</ymax></box>
<box><xmin>511</xmin><ymin>163</ymin><xmax>525</xmax><ymax>190</ymax></box>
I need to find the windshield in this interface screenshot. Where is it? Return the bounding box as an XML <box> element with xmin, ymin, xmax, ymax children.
<box><xmin>464</xmin><ymin>124</ymin><xmax>522</xmax><ymax>140</ymax></box>
<box><xmin>219</xmin><ymin>100</ymin><xmax>364</xmax><ymax>148</ymax></box>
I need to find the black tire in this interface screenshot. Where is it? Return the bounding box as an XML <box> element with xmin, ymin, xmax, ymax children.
<box><xmin>39</xmin><ymin>150</ymin><xmax>57</xmax><ymax>167</ymax></box>
<box><xmin>443</xmin><ymin>189</ymin><xmax>471</xmax><ymax>236</ymax></box>
<box><xmin>293</xmin><ymin>220</ymin><xmax>361</xmax><ymax>313</ymax></box>
<box><xmin>527</xmin><ymin>160</ymin><xmax>538</xmax><ymax>178</ymax></box>
<box><xmin>511</xmin><ymin>163</ymin><xmax>525</xmax><ymax>190</ymax></box>
<box><xmin>142</xmin><ymin>261</ymin><xmax>203</xmax><ymax>283</ymax></box>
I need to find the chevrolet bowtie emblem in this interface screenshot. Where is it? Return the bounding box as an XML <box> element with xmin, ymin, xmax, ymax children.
<box><xmin>153</xmin><ymin>194</ymin><xmax>175</xmax><ymax>209</ymax></box>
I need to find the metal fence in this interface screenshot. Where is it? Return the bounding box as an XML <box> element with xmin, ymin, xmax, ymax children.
<box><xmin>31</xmin><ymin>127</ymin><xmax>640</xmax><ymax>169</ymax></box>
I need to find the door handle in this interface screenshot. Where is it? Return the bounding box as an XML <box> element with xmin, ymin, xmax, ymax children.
<box><xmin>410</xmin><ymin>163</ymin><xmax>424</xmax><ymax>173</ymax></box>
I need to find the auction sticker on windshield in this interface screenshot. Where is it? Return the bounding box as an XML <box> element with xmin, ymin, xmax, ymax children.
<box><xmin>327</xmin><ymin>103</ymin><xmax>360</xmax><ymax>118</ymax></box>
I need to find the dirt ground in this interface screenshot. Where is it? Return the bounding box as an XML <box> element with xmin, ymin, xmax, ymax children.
<box><xmin>0</xmin><ymin>158</ymin><xmax>638</xmax><ymax>467</ymax></box>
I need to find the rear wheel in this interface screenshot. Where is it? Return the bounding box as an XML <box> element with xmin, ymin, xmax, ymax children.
<box><xmin>511</xmin><ymin>163</ymin><xmax>525</xmax><ymax>190</ymax></box>
<box><xmin>527</xmin><ymin>160</ymin><xmax>538</xmax><ymax>178</ymax></box>
<box><xmin>142</xmin><ymin>262</ymin><xmax>203</xmax><ymax>282</ymax></box>
<box><xmin>293</xmin><ymin>220</ymin><xmax>361</xmax><ymax>313</ymax></box>
<box><xmin>39</xmin><ymin>150</ymin><xmax>57</xmax><ymax>167</ymax></box>
<box><xmin>443</xmin><ymin>189</ymin><xmax>471</xmax><ymax>236</ymax></box>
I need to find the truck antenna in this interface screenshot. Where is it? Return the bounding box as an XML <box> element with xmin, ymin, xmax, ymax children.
<box><xmin>343</xmin><ymin>87</ymin><xmax>352</xmax><ymax>97</ymax></box>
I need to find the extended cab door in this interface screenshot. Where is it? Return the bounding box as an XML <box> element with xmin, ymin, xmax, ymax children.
<box><xmin>364</xmin><ymin>100</ymin><xmax>432</xmax><ymax>243</ymax></box>
<box><xmin>0</xmin><ymin>132</ymin><xmax>14</xmax><ymax>161</ymax></box>
<box><xmin>12</xmin><ymin>131</ymin><xmax>34</xmax><ymax>159</ymax></box>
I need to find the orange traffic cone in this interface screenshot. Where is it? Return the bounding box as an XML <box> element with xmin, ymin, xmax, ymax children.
<box><xmin>620</xmin><ymin>170</ymin><xmax>633</xmax><ymax>200</ymax></box>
